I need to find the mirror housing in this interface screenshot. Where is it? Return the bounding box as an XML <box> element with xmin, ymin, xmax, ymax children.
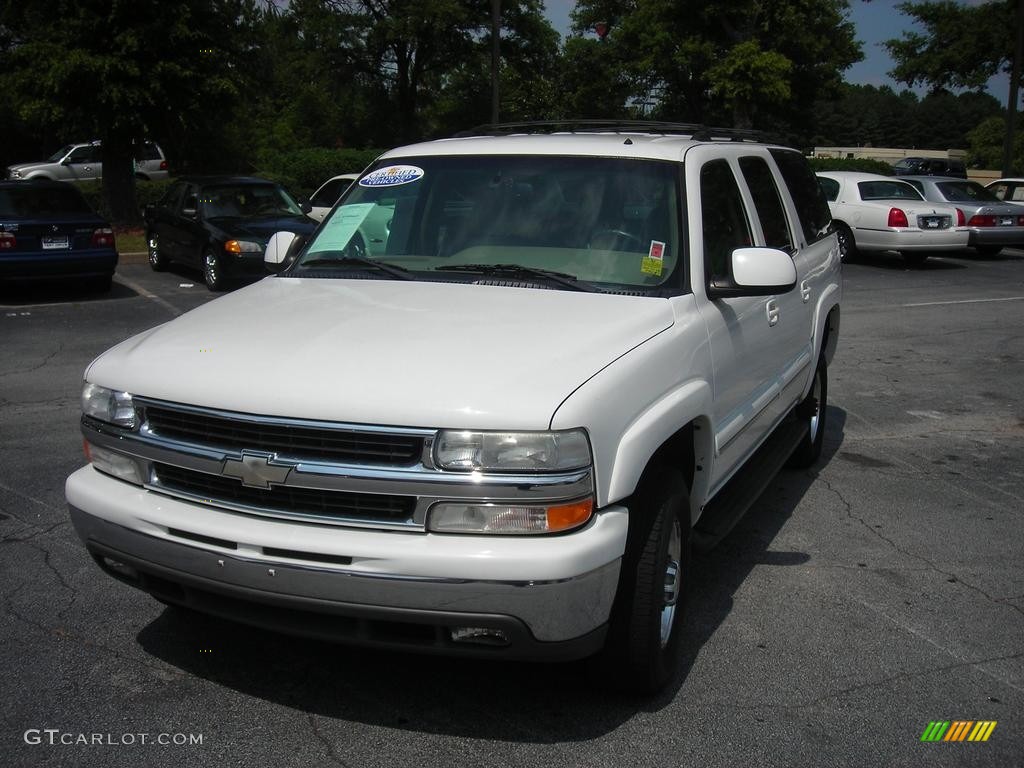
<box><xmin>299</xmin><ymin>200</ymin><xmax>313</xmax><ymax>214</ymax></box>
<box><xmin>707</xmin><ymin>247</ymin><xmax>797</xmax><ymax>299</ymax></box>
<box><xmin>264</xmin><ymin>231</ymin><xmax>302</xmax><ymax>273</ymax></box>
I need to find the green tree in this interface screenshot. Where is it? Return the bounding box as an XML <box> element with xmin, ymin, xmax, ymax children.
<box><xmin>568</xmin><ymin>0</ymin><xmax>862</xmax><ymax>133</ymax></box>
<box><xmin>0</xmin><ymin>0</ymin><xmax>257</xmax><ymax>222</ymax></box>
<box><xmin>968</xmin><ymin>115</ymin><xmax>1024</xmax><ymax>169</ymax></box>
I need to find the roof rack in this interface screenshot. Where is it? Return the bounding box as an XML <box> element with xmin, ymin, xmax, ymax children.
<box><xmin>452</xmin><ymin>120</ymin><xmax>776</xmax><ymax>143</ymax></box>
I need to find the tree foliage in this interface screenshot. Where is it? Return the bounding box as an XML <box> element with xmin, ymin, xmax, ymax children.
<box><xmin>886</xmin><ymin>1</ymin><xmax>1013</xmax><ymax>92</ymax></box>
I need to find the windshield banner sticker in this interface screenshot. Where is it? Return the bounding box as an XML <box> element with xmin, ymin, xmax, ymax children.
<box><xmin>641</xmin><ymin>240</ymin><xmax>666</xmax><ymax>277</ymax></box>
<box><xmin>359</xmin><ymin>165</ymin><xmax>424</xmax><ymax>188</ymax></box>
<box><xmin>307</xmin><ymin>203</ymin><xmax>375</xmax><ymax>254</ymax></box>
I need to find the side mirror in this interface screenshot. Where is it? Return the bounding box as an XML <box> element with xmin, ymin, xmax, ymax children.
<box><xmin>265</xmin><ymin>231</ymin><xmax>302</xmax><ymax>273</ymax></box>
<box><xmin>707</xmin><ymin>247</ymin><xmax>797</xmax><ymax>299</ymax></box>
<box><xmin>299</xmin><ymin>200</ymin><xmax>313</xmax><ymax>214</ymax></box>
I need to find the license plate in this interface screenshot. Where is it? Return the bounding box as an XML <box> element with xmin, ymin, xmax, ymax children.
<box><xmin>1000</xmin><ymin>217</ymin><xmax>1014</xmax><ymax>226</ymax></box>
<box><xmin>922</xmin><ymin>218</ymin><xmax>941</xmax><ymax>229</ymax></box>
<box><xmin>41</xmin><ymin>236</ymin><xmax>69</xmax><ymax>250</ymax></box>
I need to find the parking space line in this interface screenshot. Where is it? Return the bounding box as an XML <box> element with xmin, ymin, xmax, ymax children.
<box><xmin>113</xmin><ymin>274</ymin><xmax>183</xmax><ymax>316</ymax></box>
<box><xmin>901</xmin><ymin>296</ymin><xmax>1024</xmax><ymax>308</ymax></box>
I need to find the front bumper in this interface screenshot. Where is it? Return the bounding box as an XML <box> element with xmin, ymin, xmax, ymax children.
<box><xmin>66</xmin><ymin>466</ymin><xmax>626</xmax><ymax>660</ymax></box>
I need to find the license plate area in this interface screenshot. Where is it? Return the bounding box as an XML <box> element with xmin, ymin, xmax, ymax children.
<box><xmin>918</xmin><ymin>216</ymin><xmax>948</xmax><ymax>230</ymax></box>
<box><xmin>999</xmin><ymin>216</ymin><xmax>1015</xmax><ymax>226</ymax></box>
<box><xmin>41</xmin><ymin>236</ymin><xmax>70</xmax><ymax>250</ymax></box>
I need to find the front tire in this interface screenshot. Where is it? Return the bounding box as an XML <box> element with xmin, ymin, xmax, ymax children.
<box><xmin>203</xmin><ymin>248</ymin><xmax>225</xmax><ymax>291</ymax></box>
<box><xmin>595</xmin><ymin>469</ymin><xmax>690</xmax><ymax>693</ymax></box>
<box><xmin>788</xmin><ymin>359</ymin><xmax>828</xmax><ymax>468</ymax></box>
<box><xmin>148</xmin><ymin>232</ymin><xmax>168</xmax><ymax>271</ymax></box>
<box><xmin>834</xmin><ymin>223</ymin><xmax>856</xmax><ymax>262</ymax></box>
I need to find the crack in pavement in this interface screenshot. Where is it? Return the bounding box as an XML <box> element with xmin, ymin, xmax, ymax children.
<box><xmin>821</xmin><ymin>477</ymin><xmax>1024</xmax><ymax>621</ymax></box>
<box><xmin>1</xmin><ymin>519</ymin><xmax>69</xmax><ymax>544</ymax></box>
<box><xmin>306</xmin><ymin>714</ymin><xmax>351</xmax><ymax>768</ymax></box>
<box><xmin>25</xmin><ymin>541</ymin><xmax>79</xmax><ymax>621</ymax></box>
<box><xmin>0</xmin><ymin>343</ymin><xmax>64</xmax><ymax>379</ymax></box>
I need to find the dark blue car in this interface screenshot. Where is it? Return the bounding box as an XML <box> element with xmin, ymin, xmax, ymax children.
<box><xmin>144</xmin><ymin>176</ymin><xmax>318</xmax><ymax>291</ymax></box>
<box><xmin>0</xmin><ymin>181</ymin><xmax>117</xmax><ymax>291</ymax></box>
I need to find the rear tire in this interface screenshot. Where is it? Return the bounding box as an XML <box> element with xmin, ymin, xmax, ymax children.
<box><xmin>594</xmin><ymin>469</ymin><xmax>690</xmax><ymax>694</ymax></box>
<box><xmin>788</xmin><ymin>359</ymin><xmax>827</xmax><ymax>468</ymax></box>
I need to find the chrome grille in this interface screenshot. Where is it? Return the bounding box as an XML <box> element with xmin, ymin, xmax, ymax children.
<box><xmin>143</xmin><ymin>404</ymin><xmax>423</xmax><ymax>465</ymax></box>
<box><xmin>153</xmin><ymin>463</ymin><xmax>417</xmax><ymax>524</ymax></box>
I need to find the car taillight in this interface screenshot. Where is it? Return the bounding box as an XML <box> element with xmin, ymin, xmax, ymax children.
<box><xmin>91</xmin><ymin>228</ymin><xmax>115</xmax><ymax>248</ymax></box>
<box><xmin>1018</xmin><ymin>215</ymin><xmax>1024</xmax><ymax>226</ymax></box>
<box><xmin>968</xmin><ymin>215</ymin><xmax>996</xmax><ymax>227</ymax></box>
<box><xmin>888</xmin><ymin>208</ymin><xmax>909</xmax><ymax>228</ymax></box>
<box><xmin>159</xmin><ymin>160</ymin><xmax>167</xmax><ymax>171</ymax></box>
<box><xmin>0</xmin><ymin>232</ymin><xmax>15</xmax><ymax>249</ymax></box>
<box><xmin>955</xmin><ymin>208</ymin><xmax>965</xmax><ymax>226</ymax></box>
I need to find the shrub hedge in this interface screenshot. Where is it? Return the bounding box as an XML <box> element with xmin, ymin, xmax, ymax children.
<box><xmin>74</xmin><ymin>179</ymin><xmax>174</xmax><ymax>222</ymax></box>
<box><xmin>254</xmin><ymin>147</ymin><xmax>384</xmax><ymax>197</ymax></box>
<box><xmin>807</xmin><ymin>157</ymin><xmax>894</xmax><ymax>175</ymax></box>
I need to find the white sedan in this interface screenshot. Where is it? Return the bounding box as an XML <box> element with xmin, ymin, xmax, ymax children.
<box><xmin>816</xmin><ymin>171</ymin><xmax>969</xmax><ymax>266</ymax></box>
<box><xmin>307</xmin><ymin>173</ymin><xmax>359</xmax><ymax>222</ymax></box>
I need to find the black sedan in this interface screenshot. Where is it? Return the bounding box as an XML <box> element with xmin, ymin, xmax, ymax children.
<box><xmin>144</xmin><ymin>176</ymin><xmax>318</xmax><ymax>290</ymax></box>
<box><xmin>0</xmin><ymin>180</ymin><xmax>117</xmax><ymax>291</ymax></box>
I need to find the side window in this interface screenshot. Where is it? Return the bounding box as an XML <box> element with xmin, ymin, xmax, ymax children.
<box><xmin>66</xmin><ymin>146</ymin><xmax>97</xmax><ymax>164</ymax></box>
<box><xmin>159</xmin><ymin>181</ymin><xmax>185</xmax><ymax>208</ymax></box>
<box><xmin>1012</xmin><ymin>185</ymin><xmax>1024</xmax><ymax>202</ymax></box>
<box><xmin>310</xmin><ymin>179</ymin><xmax>347</xmax><ymax>208</ymax></box>
<box><xmin>180</xmin><ymin>184</ymin><xmax>199</xmax><ymax>216</ymax></box>
<box><xmin>700</xmin><ymin>160</ymin><xmax>752</xmax><ymax>280</ymax></box>
<box><xmin>818</xmin><ymin>177</ymin><xmax>840</xmax><ymax>202</ymax></box>
<box><xmin>769</xmin><ymin>149</ymin><xmax>832</xmax><ymax>244</ymax></box>
<box><xmin>739</xmin><ymin>156</ymin><xmax>792</xmax><ymax>251</ymax></box>
<box><xmin>990</xmin><ymin>184</ymin><xmax>1008</xmax><ymax>200</ymax></box>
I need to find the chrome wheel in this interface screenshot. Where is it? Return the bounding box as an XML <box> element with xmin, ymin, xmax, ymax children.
<box><xmin>660</xmin><ymin>517</ymin><xmax>683</xmax><ymax>648</ymax></box>
<box><xmin>204</xmin><ymin>250</ymin><xmax>221</xmax><ymax>290</ymax></box>
<box><xmin>147</xmin><ymin>233</ymin><xmax>167</xmax><ymax>270</ymax></box>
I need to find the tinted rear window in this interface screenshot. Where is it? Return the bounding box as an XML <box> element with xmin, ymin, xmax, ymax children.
<box><xmin>858</xmin><ymin>181</ymin><xmax>923</xmax><ymax>201</ymax></box>
<box><xmin>0</xmin><ymin>186</ymin><xmax>94</xmax><ymax>217</ymax></box>
<box><xmin>769</xmin><ymin>149</ymin><xmax>832</xmax><ymax>243</ymax></box>
<box><xmin>935</xmin><ymin>181</ymin><xmax>999</xmax><ymax>203</ymax></box>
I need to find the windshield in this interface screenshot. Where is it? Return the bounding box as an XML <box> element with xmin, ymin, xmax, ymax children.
<box><xmin>201</xmin><ymin>184</ymin><xmax>302</xmax><ymax>219</ymax></box>
<box><xmin>292</xmin><ymin>155</ymin><xmax>683</xmax><ymax>291</ymax></box>
<box><xmin>46</xmin><ymin>145</ymin><xmax>75</xmax><ymax>163</ymax></box>
<box><xmin>858</xmin><ymin>180</ymin><xmax>923</xmax><ymax>201</ymax></box>
<box><xmin>0</xmin><ymin>185</ymin><xmax>93</xmax><ymax>217</ymax></box>
<box><xmin>935</xmin><ymin>181</ymin><xmax>1000</xmax><ymax>203</ymax></box>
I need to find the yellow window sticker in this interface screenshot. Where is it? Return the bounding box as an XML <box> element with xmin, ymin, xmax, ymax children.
<box><xmin>308</xmin><ymin>203</ymin><xmax>375</xmax><ymax>254</ymax></box>
<box><xmin>641</xmin><ymin>240</ymin><xmax>666</xmax><ymax>276</ymax></box>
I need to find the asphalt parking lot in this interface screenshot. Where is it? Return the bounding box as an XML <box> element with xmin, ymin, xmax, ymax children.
<box><xmin>2</xmin><ymin>250</ymin><xmax>1022</xmax><ymax>767</ymax></box>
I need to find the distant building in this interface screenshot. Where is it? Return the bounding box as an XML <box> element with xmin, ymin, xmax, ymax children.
<box><xmin>812</xmin><ymin>147</ymin><xmax>968</xmax><ymax>165</ymax></box>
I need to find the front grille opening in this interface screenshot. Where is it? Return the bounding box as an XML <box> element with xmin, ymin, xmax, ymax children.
<box><xmin>153</xmin><ymin>463</ymin><xmax>416</xmax><ymax>523</ymax></box>
<box><xmin>144</xmin><ymin>405</ymin><xmax>424</xmax><ymax>466</ymax></box>
<box><xmin>169</xmin><ymin>528</ymin><xmax>238</xmax><ymax>550</ymax></box>
<box><xmin>262</xmin><ymin>547</ymin><xmax>353</xmax><ymax>566</ymax></box>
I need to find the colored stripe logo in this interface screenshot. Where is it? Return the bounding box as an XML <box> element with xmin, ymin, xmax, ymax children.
<box><xmin>920</xmin><ymin>721</ymin><xmax>997</xmax><ymax>742</ymax></box>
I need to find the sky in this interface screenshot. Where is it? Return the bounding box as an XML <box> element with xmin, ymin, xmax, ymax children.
<box><xmin>542</xmin><ymin>0</ymin><xmax>1010</xmax><ymax>103</ymax></box>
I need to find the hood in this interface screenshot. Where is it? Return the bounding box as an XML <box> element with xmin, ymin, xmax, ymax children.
<box><xmin>87</xmin><ymin>278</ymin><xmax>674</xmax><ymax>430</ymax></box>
<box><xmin>207</xmin><ymin>215</ymin><xmax>317</xmax><ymax>242</ymax></box>
<box><xmin>7</xmin><ymin>161</ymin><xmax>50</xmax><ymax>175</ymax></box>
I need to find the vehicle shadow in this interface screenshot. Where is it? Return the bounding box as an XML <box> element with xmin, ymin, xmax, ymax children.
<box><xmin>850</xmin><ymin>253</ymin><xmax>965</xmax><ymax>270</ymax></box>
<box><xmin>0</xmin><ymin>278</ymin><xmax>138</xmax><ymax>306</ymax></box>
<box><xmin>134</xmin><ymin>408</ymin><xmax>846</xmax><ymax>742</ymax></box>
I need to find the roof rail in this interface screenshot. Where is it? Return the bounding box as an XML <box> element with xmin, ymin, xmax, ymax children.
<box><xmin>452</xmin><ymin>120</ymin><xmax>777</xmax><ymax>143</ymax></box>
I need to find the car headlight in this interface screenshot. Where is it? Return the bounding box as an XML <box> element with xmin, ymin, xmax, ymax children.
<box><xmin>428</xmin><ymin>498</ymin><xmax>594</xmax><ymax>534</ymax></box>
<box><xmin>434</xmin><ymin>429</ymin><xmax>591</xmax><ymax>472</ymax></box>
<box><xmin>224</xmin><ymin>239</ymin><xmax>263</xmax><ymax>254</ymax></box>
<box><xmin>81</xmin><ymin>382</ymin><xmax>137</xmax><ymax>428</ymax></box>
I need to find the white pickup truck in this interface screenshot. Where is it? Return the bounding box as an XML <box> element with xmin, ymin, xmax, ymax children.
<box><xmin>66</xmin><ymin>123</ymin><xmax>841</xmax><ymax>692</ymax></box>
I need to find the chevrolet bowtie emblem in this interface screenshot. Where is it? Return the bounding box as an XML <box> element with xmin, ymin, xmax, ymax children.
<box><xmin>221</xmin><ymin>453</ymin><xmax>293</xmax><ymax>489</ymax></box>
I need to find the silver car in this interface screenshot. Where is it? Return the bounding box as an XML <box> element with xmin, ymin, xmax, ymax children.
<box><xmin>901</xmin><ymin>175</ymin><xmax>1024</xmax><ymax>256</ymax></box>
<box><xmin>6</xmin><ymin>140</ymin><xmax>169</xmax><ymax>182</ymax></box>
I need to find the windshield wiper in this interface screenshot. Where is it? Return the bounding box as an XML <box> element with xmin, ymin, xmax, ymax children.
<box><xmin>434</xmin><ymin>263</ymin><xmax>597</xmax><ymax>292</ymax></box>
<box><xmin>298</xmin><ymin>256</ymin><xmax>415</xmax><ymax>280</ymax></box>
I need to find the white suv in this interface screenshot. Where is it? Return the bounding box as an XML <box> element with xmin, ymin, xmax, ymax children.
<box><xmin>6</xmin><ymin>140</ymin><xmax>169</xmax><ymax>182</ymax></box>
<box><xmin>66</xmin><ymin>123</ymin><xmax>841</xmax><ymax>692</ymax></box>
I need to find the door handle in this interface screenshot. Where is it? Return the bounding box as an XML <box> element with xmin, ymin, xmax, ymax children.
<box><xmin>766</xmin><ymin>299</ymin><xmax>780</xmax><ymax>326</ymax></box>
<box><xmin>800</xmin><ymin>280</ymin><xmax>811</xmax><ymax>303</ymax></box>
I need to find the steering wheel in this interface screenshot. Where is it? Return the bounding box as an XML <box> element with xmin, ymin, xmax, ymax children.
<box><xmin>588</xmin><ymin>229</ymin><xmax>643</xmax><ymax>251</ymax></box>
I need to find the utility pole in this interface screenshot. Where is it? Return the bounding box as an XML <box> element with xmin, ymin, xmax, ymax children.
<box><xmin>490</xmin><ymin>0</ymin><xmax>500</xmax><ymax>124</ymax></box>
<box><xmin>1002</xmin><ymin>0</ymin><xmax>1024</xmax><ymax>175</ymax></box>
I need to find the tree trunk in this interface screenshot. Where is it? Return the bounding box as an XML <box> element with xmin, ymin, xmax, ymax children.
<box><xmin>1002</xmin><ymin>0</ymin><xmax>1024</xmax><ymax>175</ymax></box>
<box><xmin>101</xmin><ymin>135</ymin><xmax>138</xmax><ymax>225</ymax></box>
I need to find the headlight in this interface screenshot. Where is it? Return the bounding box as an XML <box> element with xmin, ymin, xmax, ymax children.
<box><xmin>9</xmin><ymin>169</ymin><xmax>22</xmax><ymax>179</ymax></box>
<box><xmin>81</xmin><ymin>382</ymin><xmax>137</xmax><ymax>428</ymax></box>
<box><xmin>224</xmin><ymin>239</ymin><xmax>263</xmax><ymax>254</ymax></box>
<box><xmin>429</xmin><ymin>498</ymin><xmax>594</xmax><ymax>534</ymax></box>
<box><xmin>434</xmin><ymin>429</ymin><xmax>591</xmax><ymax>472</ymax></box>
